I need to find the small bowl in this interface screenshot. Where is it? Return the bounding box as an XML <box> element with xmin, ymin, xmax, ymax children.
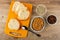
<box><xmin>30</xmin><ymin>16</ymin><xmax>45</xmax><ymax>32</ymax></box>
<box><xmin>46</xmin><ymin>15</ymin><xmax>57</xmax><ymax>25</ymax></box>
<box><xmin>36</xmin><ymin>4</ymin><xmax>47</xmax><ymax>16</ymax></box>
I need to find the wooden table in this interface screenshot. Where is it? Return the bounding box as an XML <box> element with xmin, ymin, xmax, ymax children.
<box><xmin>0</xmin><ymin>0</ymin><xmax>60</xmax><ymax>40</ymax></box>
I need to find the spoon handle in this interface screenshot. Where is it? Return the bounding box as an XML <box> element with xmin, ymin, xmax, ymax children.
<box><xmin>28</xmin><ymin>29</ymin><xmax>41</xmax><ymax>37</ymax></box>
<box><xmin>22</xmin><ymin>26</ymin><xmax>41</xmax><ymax>37</ymax></box>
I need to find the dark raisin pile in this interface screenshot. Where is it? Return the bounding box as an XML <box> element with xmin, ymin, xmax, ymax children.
<box><xmin>47</xmin><ymin>15</ymin><xmax>57</xmax><ymax>24</ymax></box>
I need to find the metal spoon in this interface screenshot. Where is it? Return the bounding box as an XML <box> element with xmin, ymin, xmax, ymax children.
<box><xmin>22</xmin><ymin>26</ymin><xmax>41</xmax><ymax>37</ymax></box>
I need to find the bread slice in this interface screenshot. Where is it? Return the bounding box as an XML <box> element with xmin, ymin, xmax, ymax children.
<box><xmin>8</xmin><ymin>19</ymin><xmax>20</xmax><ymax>30</ymax></box>
<box><xmin>12</xmin><ymin>1</ymin><xmax>20</xmax><ymax>13</ymax></box>
<box><xmin>18</xmin><ymin>10</ymin><xmax>30</xmax><ymax>20</ymax></box>
<box><xmin>12</xmin><ymin>1</ymin><xmax>27</xmax><ymax>14</ymax></box>
<box><xmin>12</xmin><ymin>1</ymin><xmax>30</xmax><ymax>20</ymax></box>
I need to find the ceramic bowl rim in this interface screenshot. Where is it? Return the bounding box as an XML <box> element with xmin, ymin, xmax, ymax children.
<box><xmin>30</xmin><ymin>16</ymin><xmax>45</xmax><ymax>32</ymax></box>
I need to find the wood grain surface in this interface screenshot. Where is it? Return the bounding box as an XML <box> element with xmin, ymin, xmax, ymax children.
<box><xmin>0</xmin><ymin>0</ymin><xmax>60</xmax><ymax>40</ymax></box>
